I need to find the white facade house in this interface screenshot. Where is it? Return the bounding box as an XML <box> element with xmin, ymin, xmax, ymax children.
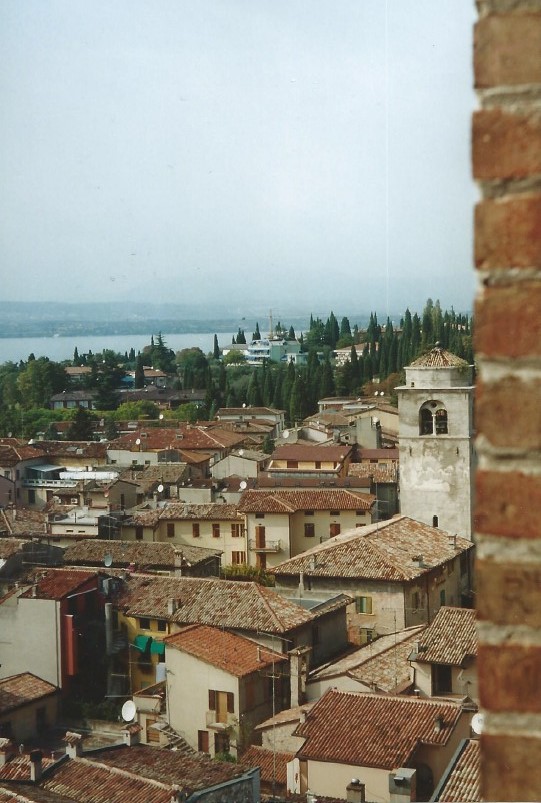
<box><xmin>396</xmin><ymin>346</ymin><xmax>475</xmax><ymax>539</ymax></box>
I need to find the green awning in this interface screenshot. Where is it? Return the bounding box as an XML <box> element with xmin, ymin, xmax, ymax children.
<box><xmin>133</xmin><ymin>635</ymin><xmax>152</xmax><ymax>652</ymax></box>
<box><xmin>150</xmin><ymin>641</ymin><xmax>165</xmax><ymax>656</ymax></box>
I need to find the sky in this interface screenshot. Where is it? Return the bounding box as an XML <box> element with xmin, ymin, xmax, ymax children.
<box><xmin>0</xmin><ymin>0</ymin><xmax>477</xmax><ymax>318</ymax></box>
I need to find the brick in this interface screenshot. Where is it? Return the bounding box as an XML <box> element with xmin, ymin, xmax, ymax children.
<box><xmin>477</xmin><ymin>558</ymin><xmax>541</xmax><ymax>626</ymax></box>
<box><xmin>474</xmin><ymin>14</ymin><xmax>541</xmax><ymax>87</ymax></box>
<box><xmin>475</xmin><ymin>195</ymin><xmax>541</xmax><ymax>269</ymax></box>
<box><xmin>478</xmin><ymin>643</ymin><xmax>541</xmax><ymax>712</ymax></box>
<box><xmin>476</xmin><ymin>470</ymin><xmax>541</xmax><ymax>538</ymax></box>
<box><xmin>473</xmin><ymin>109</ymin><xmax>541</xmax><ymax>180</ymax></box>
<box><xmin>481</xmin><ymin>733</ymin><xmax>541</xmax><ymax>802</ymax></box>
<box><xmin>476</xmin><ymin>378</ymin><xmax>541</xmax><ymax>452</ymax></box>
<box><xmin>475</xmin><ymin>282</ymin><xmax>541</xmax><ymax>358</ymax></box>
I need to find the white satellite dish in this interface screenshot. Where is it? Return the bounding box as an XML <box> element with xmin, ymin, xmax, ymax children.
<box><xmin>157</xmin><ymin>484</ymin><xmax>164</xmax><ymax>493</ymax></box>
<box><xmin>239</xmin><ymin>480</ymin><xmax>247</xmax><ymax>490</ymax></box>
<box><xmin>103</xmin><ymin>553</ymin><xmax>113</xmax><ymax>568</ymax></box>
<box><xmin>283</xmin><ymin>430</ymin><xmax>290</xmax><ymax>439</ymax></box>
<box><xmin>238</xmin><ymin>449</ymin><xmax>244</xmax><ymax>456</ymax></box>
<box><xmin>471</xmin><ymin>712</ymin><xmax>484</xmax><ymax>735</ymax></box>
<box><xmin>121</xmin><ymin>700</ymin><xmax>136</xmax><ymax>722</ymax></box>
<box><xmin>135</xmin><ymin>438</ymin><xmax>141</xmax><ymax>446</ymax></box>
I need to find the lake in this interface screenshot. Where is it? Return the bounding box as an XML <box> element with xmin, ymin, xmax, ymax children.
<box><xmin>0</xmin><ymin>332</ymin><xmax>235</xmax><ymax>364</ymax></box>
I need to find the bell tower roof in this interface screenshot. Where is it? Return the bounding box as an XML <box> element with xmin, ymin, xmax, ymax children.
<box><xmin>409</xmin><ymin>344</ymin><xmax>469</xmax><ymax>369</ymax></box>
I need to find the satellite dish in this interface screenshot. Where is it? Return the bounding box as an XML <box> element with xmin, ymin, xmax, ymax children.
<box><xmin>239</xmin><ymin>480</ymin><xmax>247</xmax><ymax>490</ymax></box>
<box><xmin>471</xmin><ymin>712</ymin><xmax>484</xmax><ymax>735</ymax></box>
<box><xmin>135</xmin><ymin>438</ymin><xmax>141</xmax><ymax>446</ymax></box>
<box><xmin>103</xmin><ymin>553</ymin><xmax>113</xmax><ymax>568</ymax></box>
<box><xmin>283</xmin><ymin>430</ymin><xmax>289</xmax><ymax>439</ymax></box>
<box><xmin>238</xmin><ymin>449</ymin><xmax>244</xmax><ymax>456</ymax></box>
<box><xmin>157</xmin><ymin>484</ymin><xmax>164</xmax><ymax>493</ymax></box>
<box><xmin>121</xmin><ymin>700</ymin><xmax>136</xmax><ymax>722</ymax></box>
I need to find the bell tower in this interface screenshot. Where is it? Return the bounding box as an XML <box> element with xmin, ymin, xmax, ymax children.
<box><xmin>397</xmin><ymin>345</ymin><xmax>475</xmax><ymax>539</ymax></box>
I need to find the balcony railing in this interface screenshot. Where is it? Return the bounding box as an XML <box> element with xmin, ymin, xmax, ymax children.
<box><xmin>205</xmin><ymin>710</ymin><xmax>236</xmax><ymax>730</ymax></box>
<box><xmin>249</xmin><ymin>539</ymin><xmax>281</xmax><ymax>553</ymax></box>
<box><xmin>23</xmin><ymin>479</ymin><xmax>77</xmax><ymax>488</ymax></box>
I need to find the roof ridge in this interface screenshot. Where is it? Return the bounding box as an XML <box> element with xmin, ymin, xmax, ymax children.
<box><xmin>75</xmin><ymin>755</ymin><xmax>170</xmax><ymax>790</ymax></box>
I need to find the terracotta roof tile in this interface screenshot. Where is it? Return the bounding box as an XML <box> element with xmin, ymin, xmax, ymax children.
<box><xmin>0</xmin><ymin>539</ymin><xmax>26</xmax><ymax>559</ymax></box>
<box><xmin>270</xmin><ymin>444</ymin><xmax>352</xmax><ymax>462</ymax></box>
<box><xmin>295</xmin><ymin>689</ymin><xmax>466</xmax><ymax>768</ymax></box>
<box><xmin>19</xmin><ymin>569</ymin><xmax>97</xmax><ymax>600</ymax></box>
<box><xmin>409</xmin><ymin>347</ymin><xmax>469</xmax><ymax>369</ymax></box>
<box><xmin>0</xmin><ymin>756</ymin><xmax>56</xmax><ymax>784</ymax></box>
<box><xmin>165</xmin><ymin>624</ymin><xmax>286</xmax><ymax>676</ymax></box>
<box><xmin>0</xmin><ymin>673</ymin><xmax>57</xmax><ymax>714</ymax></box>
<box><xmin>159</xmin><ymin>503</ymin><xmax>241</xmax><ymax>521</ymax></box>
<box><xmin>239</xmin><ymin>745</ymin><xmax>293</xmax><ymax>788</ymax></box>
<box><xmin>63</xmin><ymin>539</ymin><xmax>219</xmax><ymax>569</ymax></box>
<box><xmin>434</xmin><ymin>739</ymin><xmax>480</xmax><ymax>802</ymax></box>
<box><xmin>238</xmin><ymin>489</ymin><xmax>375</xmax><ymax>513</ymax></box>
<box><xmin>111</xmin><ymin>426</ymin><xmax>244</xmax><ymax>452</ymax></box>
<box><xmin>348</xmin><ymin>463</ymin><xmax>398</xmax><ymax>483</ymax></box>
<box><xmin>415</xmin><ymin>606</ymin><xmax>477</xmax><ymax>666</ymax></box>
<box><xmin>115</xmin><ymin>574</ymin><xmax>317</xmax><ymax>634</ymax></box>
<box><xmin>271</xmin><ymin>516</ymin><xmax>473</xmax><ymax>582</ymax></box>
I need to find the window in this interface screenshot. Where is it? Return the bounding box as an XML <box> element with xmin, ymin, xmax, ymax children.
<box><xmin>209</xmin><ymin>690</ymin><xmax>234</xmax><ymax>721</ymax></box>
<box><xmin>460</xmin><ymin>553</ymin><xmax>469</xmax><ymax>575</ymax></box>
<box><xmin>212</xmin><ymin>523</ymin><xmax>220</xmax><ymax>538</ymax></box>
<box><xmin>28</xmin><ymin>489</ymin><xmax>36</xmax><ymax>504</ymax></box>
<box><xmin>356</xmin><ymin>510</ymin><xmax>365</xmax><ymax>516</ymax></box>
<box><xmin>432</xmin><ymin>663</ymin><xmax>452</xmax><ymax>694</ymax></box>
<box><xmin>432</xmin><ymin>515</ymin><xmax>439</xmax><ymax>527</ymax></box>
<box><xmin>420</xmin><ymin>406</ymin><xmax>433</xmax><ymax>435</ymax></box>
<box><xmin>286</xmin><ymin>460</ymin><xmax>298</xmax><ymax>468</ymax></box>
<box><xmin>435</xmin><ymin>408</ymin><xmax>448</xmax><ymax>434</ymax></box>
<box><xmin>135</xmin><ymin>526</ymin><xmax>143</xmax><ymax>541</ymax></box>
<box><xmin>330</xmin><ymin>510</ymin><xmax>340</xmax><ymax>516</ymax></box>
<box><xmin>304</xmin><ymin>510</ymin><xmax>314</xmax><ymax>516</ymax></box>
<box><xmin>157</xmin><ymin>620</ymin><xmax>167</xmax><ymax>632</ymax></box>
<box><xmin>360</xmin><ymin>628</ymin><xmax>375</xmax><ymax>644</ymax></box>
<box><xmin>255</xmin><ymin>525</ymin><xmax>266</xmax><ymax>548</ymax></box>
<box><xmin>214</xmin><ymin>732</ymin><xmax>230</xmax><ymax>755</ymax></box>
<box><xmin>315</xmin><ymin>461</ymin><xmax>321</xmax><ymax>469</ymax></box>
<box><xmin>232</xmin><ymin>551</ymin><xmax>246</xmax><ymax>565</ymax></box>
<box><xmin>304</xmin><ymin>522</ymin><xmax>315</xmax><ymax>538</ymax></box>
<box><xmin>356</xmin><ymin>596</ymin><xmax>373</xmax><ymax>614</ymax></box>
<box><xmin>167</xmin><ymin>522</ymin><xmax>175</xmax><ymax>538</ymax></box>
<box><xmin>198</xmin><ymin>730</ymin><xmax>209</xmax><ymax>753</ymax></box>
<box><xmin>440</xmin><ymin>589</ymin><xmax>446</xmax><ymax>606</ymax></box>
<box><xmin>139</xmin><ymin>618</ymin><xmax>151</xmax><ymax>630</ymax></box>
<box><xmin>192</xmin><ymin>522</ymin><xmax>200</xmax><ymax>538</ymax></box>
<box><xmin>231</xmin><ymin>522</ymin><xmax>242</xmax><ymax>538</ymax></box>
<box><xmin>330</xmin><ymin>522</ymin><xmax>341</xmax><ymax>537</ymax></box>
<box><xmin>255</xmin><ymin>513</ymin><xmax>265</xmax><ymax>519</ymax></box>
<box><xmin>412</xmin><ymin>591</ymin><xmax>420</xmax><ymax>610</ymax></box>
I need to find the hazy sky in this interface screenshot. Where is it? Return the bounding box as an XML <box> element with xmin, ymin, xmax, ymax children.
<box><xmin>1</xmin><ymin>1</ymin><xmax>477</xmax><ymax>317</ymax></box>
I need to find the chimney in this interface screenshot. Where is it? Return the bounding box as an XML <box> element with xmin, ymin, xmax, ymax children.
<box><xmin>346</xmin><ymin>779</ymin><xmax>366</xmax><ymax>803</ymax></box>
<box><xmin>29</xmin><ymin>749</ymin><xmax>43</xmax><ymax>782</ymax></box>
<box><xmin>31</xmin><ymin>584</ymin><xmax>38</xmax><ymax>598</ymax></box>
<box><xmin>447</xmin><ymin>533</ymin><xmax>457</xmax><ymax>549</ymax></box>
<box><xmin>64</xmin><ymin>731</ymin><xmax>83</xmax><ymax>758</ymax></box>
<box><xmin>299</xmin><ymin>571</ymin><xmax>305</xmax><ymax>594</ymax></box>
<box><xmin>0</xmin><ymin>738</ymin><xmax>15</xmax><ymax>767</ymax></box>
<box><xmin>122</xmin><ymin>723</ymin><xmax>142</xmax><ymax>747</ymax></box>
<box><xmin>167</xmin><ymin>597</ymin><xmax>178</xmax><ymax>616</ymax></box>
<box><xmin>299</xmin><ymin>707</ymin><xmax>308</xmax><ymax>725</ymax></box>
<box><xmin>434</xmin><ymin>715</ymin><xmax>444</xmax><ymax>733</ymax></box>
<box><xmin>289</xmin><ymin>647</ymin><xmax>310</xmax><ymax>708</ymax></box>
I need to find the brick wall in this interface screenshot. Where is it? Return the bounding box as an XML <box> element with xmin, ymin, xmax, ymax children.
<box><xmin>473</xmin><ymin>0</ymin><xmax>541</xmax><ymax>800</ymax></box>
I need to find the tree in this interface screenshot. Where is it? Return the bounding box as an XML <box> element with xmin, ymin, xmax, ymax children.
<box><xmin>252</xmin><ymin>322</ymin><xmax>261</xmax><ymax>341</ymax></box>
<box><xmin>104</xmin><ymin>416</ymin><xmax>120</xmax><ymax>441</ymax></box>
<box><xmin>66</xmin><ymin>407</ymin><xmax>96</xmax><ymax>441</ymax></box>
<box><xmin>134</xmin><ymin>354</ymin><xmax>145</xmax><ymax>389</ymax></box>
<box><xmin>236</xmin><ymin>328</ymin><xmax>247</xmax><ymax>344</ymax></box>
<box><xmin>247</xmin><ymin>370</ymin><xmax>263</xmax><ymax>407</ymax></box>
<box><xmin>287</xmin><ymin>325</ymin><xmax>296</xmax><ymax>341</ymax></box>
<box><xmin>213</xmin><ymin>334</ymin><xmax>220</xmax><ymax>360</ymax></box>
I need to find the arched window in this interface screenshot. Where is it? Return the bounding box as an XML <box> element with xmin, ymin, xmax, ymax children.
<box><xmin>419</xmin><ymin>401</ymin><xmax>448</xmax><ymax>436</ymax></box>
<box><xmin>419</xmin><ymin>406</ymin><xmax>433</xmax><ymax>435</ymax></box>
<box><xmin>435</xmin><ymin>408</ymin><xmax>448</xmax><ymax>434</ymax></box>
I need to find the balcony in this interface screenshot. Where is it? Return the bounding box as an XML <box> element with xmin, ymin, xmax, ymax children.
<box><xmin>205</xmin><ymin>710</ymin><xmax>236</xmax><ymax>730</ymax></box>
<box><xmin>249</xmin><ymin>539</ymin><xmax>281</xmax><ymax>553</ymax></box>
<box><xmin>23</xmin><ymin>478</ymin><xmax>77</xmax><ymax>488</ymax></box>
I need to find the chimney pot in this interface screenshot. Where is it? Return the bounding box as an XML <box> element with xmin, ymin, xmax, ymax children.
<box><xmin>30</xmin><ymin>749</ymin><xmax>43</xmax><ymax>782</ymax></box>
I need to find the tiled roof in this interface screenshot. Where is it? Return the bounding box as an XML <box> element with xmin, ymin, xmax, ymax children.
<box><xmin>348</xmin><ymin>463</ymin><xmax>398</xmax><ymax>484</ymax></box>
<box><xmin>36</xmin><ymin>442</ymin><xmax>108</xmax><ymax>460</ymax></box>
<box><xmin>0</xmin><ymin>673</ymin><xmax>57</xmax><ymax>713</ymax></box>
<box><xmin>0</xmin><ymin>784</ymin><xmax>75</xmax><ymax>802</ymax></box>
<box><xmin>217</xmin><ymin>407</ymin><xmax>285</xmax><ymax>416</ymax></box>
<box><xmin>409</xmin><ymin>346</ymin><xmax>469</xmax><ymax>368</ymax></box>
<box><xmin>92</xmin><ymin>744</ymin><xmax>256</xmax><ymax>794</ymax></box>
<box><xmin>256</xmin><ymin>476</ymin><xmax>371</xmax><ymax>490</ymax></box>
<box><xmin>270</xmin><ymin>444</ymin><xmax>352</xmax><ymax>462</ymax></box>
<box><xmin>256</xmin><ymin>702</ymin><xmax>316</xmax><ymax>730</ymax></box>
<box><xmin>120</xmin><ymin>465</ymin><xmax>188</xmax><ymax>483</ymax></box>
<box><xmin>433</xmin><ymin>739</ymin><xmax>480</xmax><ymax>802</ymax></box>
<box><xmin>415</xmin><ymin>606</ymin><xmax>477</xmax><ymax>666</ymax></box>
<box><xmin>124</xmin><ymin>509</ymin><xmax>162</xmax><ymax>528</ymax></box>
<box><xmin>115</xmin><ymin>574</ymin><xmax>316</xmax><ymax>634</ymax></box>
<box><xmin>295</xmin><ymin>689</ymin><xmax>465</xmax><ymax>768</ymax></box>
<box><xmin>63</xmin><ymin>538</ymin><xmax>220</xmax><ymax>569</ymax></box>
<box><xmin>165</xmin><ymin>624</ymin><xmax>286</xmax><ymax>676</ymax></box>
<box><xmin>239</xmin><ymin>745</ymin><xmax>294</xmax><ymax>788</ymax></box>
<box><xmin>0</xmin><ymin>756</ymin><xmax>56</xmax><ymax>784</ymax></box>
<box><xmin>270</xmin><ymin>516</ymin><xmax>473</xmax><ymax>582</ymax></box>
<box><xmin>19</xmin><ymin>569</ymin><xmax>97</xmax><ymax>600</ymax></box>
<box><xmin>0</xmin><ymin>538</ymin><xmax>26</xmax><ymax>559</ymax></box>
<box><xmin>159</xmin><ymin>503</ymin><xmax>241</xmax><ymax>521</ymax></box>
<box><xmin>0</xmin><ymin>442</ymin><xmax>45</xmax><ymax>466</ymax></box>
<box><xmin>358</xmin><ymin>448</ymin><xmax>399</xmax><ymax>460</ymax></box>
<box><xmin>110</xmin><ymin>426</ymin><xmax>245</xmax><ymax>452</ymax></box>
<box><xmin>1</xmin><ymin>508</ymin><xmax>48</xmax><ymax>536</ymax></box>
<box><xmin>310</xmin><ymin>626</ymin><xmax>426</xmax><ymax>693</ymax></box>
<box><xmin>238</xmin><ymin>489</ymin><xmax>375</xmax><ymax>514</ymax></box>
